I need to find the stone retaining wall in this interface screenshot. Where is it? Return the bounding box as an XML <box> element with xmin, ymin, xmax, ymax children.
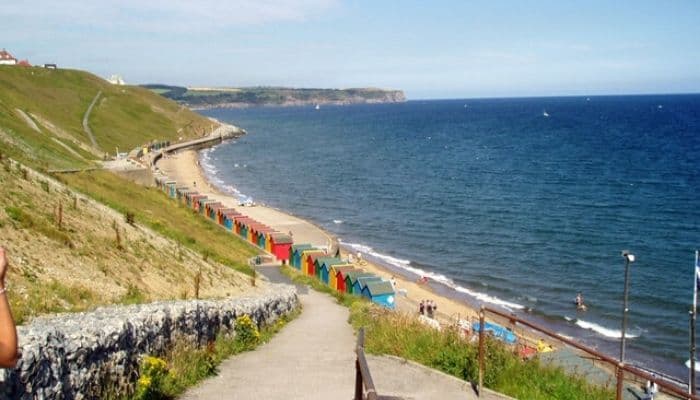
<box><xmin>0</xmin><ymin>284</ymin><xmax>297</xmax><ymax>399</ymax></box>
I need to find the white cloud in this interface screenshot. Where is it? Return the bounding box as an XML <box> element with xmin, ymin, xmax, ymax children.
<box><xmin>1</xmin><ymin>0</ymin><xmax>340</xmax><ymax>33</ymax></box>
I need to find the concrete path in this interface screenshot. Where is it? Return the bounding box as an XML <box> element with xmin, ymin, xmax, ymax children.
<box><xmin>368</xmin><ymin>355</ymin><xmax>512</xmax><ymax>400</ymax></box>
<box><xmin>180</xmin><ymin>265</ymin><xmax>356</xmax><ymax>400</ymax></box>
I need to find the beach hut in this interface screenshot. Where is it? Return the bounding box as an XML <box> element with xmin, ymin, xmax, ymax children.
<box><xmin>221</xmin><ymin>211</ymin><xmax>240</xmax><ymax>230</ymax></box>
<box><xmin>218</xmin><ymin>208</ymin><xmax>238</xmax><ymax>227</ymax></box>
<box><xmin>164</xmin><ymin>181</ymin><xmax>177</xmax><ymax>198</ymax></box>
<box><xmin>191</xmin><ymin>195</ymin><xmax>208</xmax><ymax>211</ymax></box>
<box><xmin>314</xmin><ymin>257</ymin><xmax>342</xmax><ymax>284</ymax></box>
<box><xmin>207</xmin><ymin>203</ymin><xmax>224</xmax><ymax>221</ymax></box>
<box><xmin>234</xmin><ymin>216</ymin><xmax>251</xmax><ymax>236</ymax></box>
<box><xmin>185</xmin><ymin>192</ymin><xmax>200</xmax><ymax>207</ymax></box>
<box><xmin>361</xmin><ymin>281</ymin><xmax>396</xmax><ymax>309</ymax></box>
<box><xmin>198</xmin><ymin>199</ymin><xmax>217</xmax><ymax>215</ymax></box>
<box><xmin>330</xmin><ymin>265</ymin><xmax>356</xmax><ymax>291</ymax></box>
<box><xmin>269</xmin><ymin>233</ymin><xmax>293</xmax><ymax>263</ymax></box>
<box><xmin>344</xmin><ymin>271</ymin><xmax>375</xmax><ymax>294</ymax></box>
<box><xmin>336</xmin><ymin>268</ymin><xmax>361</xmax><ymax>293</ymax></box>
<box><xmin>175</xmin><ymin>187</ymin><xmax>190</xmax><ymax>202</ymax></box>
<box><xmin>304</xmin><ymin>251</ymin><xmax>326</xmax><ymax>276</ymax></box>
<box><xmin>353</xmin><ymin>276</ymin><xmax>382</xmax><ymax>295</ymax></box>
<box><xmin>320</xmin><ymin>260</ymin><xmax>351</xmax><ymax>285</ymax></box>
<box><xmin>256</xmin><ymin>227</ymin><xmax>275</xmax><ymax>249</ymax></box>
<box><xmin>290</xmin><ymin>244</ymin><xmax>314</xmax><ymax>269</ymax></box>
<box><xmin>265</xmin><ymin>232</ymin><xmax>274</xmax><ymax>252</ymax></box>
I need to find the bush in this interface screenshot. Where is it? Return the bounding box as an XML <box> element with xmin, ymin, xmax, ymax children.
<box><xmin>234</xmin><ymin>314</ymin><xmax>260</xmax><ymax>350</ymax></box>
<box><xmin>134</xmin><ymin>356</ymin><xmax>169</xmax><ymax>400</ymax></box>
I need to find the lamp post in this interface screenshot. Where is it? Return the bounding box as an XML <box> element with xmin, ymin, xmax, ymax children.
<box><xmin>620</xmin><ymin>250</ymin><xmax>635</xmax><ymax>363</ymax></box>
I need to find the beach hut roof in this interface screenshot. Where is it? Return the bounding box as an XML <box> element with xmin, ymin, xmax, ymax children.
<box><xmin>332</xmin><ymin>265</ymin><xmax>357</xmax><ymax>274</ymax></box>
<box><xmin>292</xmin><ymin>244</ymin><xmax>314</xmax><ymax>252</ymax></box>
<box><xmin>270</xmin><ymin>233</ymin><xmax>293</xmax><ymax>244</ymax></box>
<box><xmin>307</xmin><ymin>251</ymin><xmax>327</xmax><ymax>261</ymax></box>
<box><xmin>318</xmin><ymin>257</ymin><xmax>344</xmax><ymax>267</ymax></box>
<box><xmin>364</xmin><ymin>281</ymin><xmax>394</xmax><ymax>296</ymax></box>
<box><xmin>345</xmin><ymin>271</ymin><xmax>372</xmax><ymax>280</ymax></box>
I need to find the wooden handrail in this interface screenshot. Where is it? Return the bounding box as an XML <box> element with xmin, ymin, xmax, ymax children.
<box><xmin>355</xmin><ymin>327</ymin><xmax>402</xmax><ymax>400</ymax></box>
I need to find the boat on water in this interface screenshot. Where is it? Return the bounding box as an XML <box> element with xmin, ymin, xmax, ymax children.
<box><xmin>543</xmin><ymin>110</ymin><xmax>550</xmax><ymax>117</ymax></box>
<box><xmin>315</xmin><ymin>104</ymin><xmax>320</xmax><ymax>110</ymax></box>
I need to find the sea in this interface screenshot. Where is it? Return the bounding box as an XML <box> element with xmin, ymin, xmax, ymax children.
<box><xmin>200</xmin><ymin>95</ymin><xmax>700</xmax><ymax>380</ymax></box>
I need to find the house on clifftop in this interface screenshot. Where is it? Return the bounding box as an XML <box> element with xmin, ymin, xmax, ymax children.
<box><xmin>0</xmin><ymin>49</ymin><xmax>18</xmax><ymax>65</ymax></box>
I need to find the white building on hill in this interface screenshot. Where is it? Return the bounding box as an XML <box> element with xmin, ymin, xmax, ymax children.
<box><xmin>107</xmin><ymin>74</ymin><xmax>126</xmax><ymax>85</ymax></box>
<box><xmin>0</xmin><ymin>49</ymin><xmax>18</xmax><ymax>65</ymax></box>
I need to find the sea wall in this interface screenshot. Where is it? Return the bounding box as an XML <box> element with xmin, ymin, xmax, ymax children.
<box><xmin>0</xmin><ymin>284</ymin><xmax>297</xmax><ymax>399</ymax></box>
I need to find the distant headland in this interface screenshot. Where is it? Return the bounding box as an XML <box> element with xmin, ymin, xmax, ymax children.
<box><xmin>141</xmin><ymin>84</ymin><xmax>406</xmax><ymax>109</ymax></box>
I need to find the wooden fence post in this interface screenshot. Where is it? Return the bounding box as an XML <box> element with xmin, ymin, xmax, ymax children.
<box><xmin>616</xmin><ymin>363</ymin><xmax>624</xmax><ymax>400</ymax></box>
<box><xmin>478</xmin><ymin>308</ymin><xmax>486</xmax><ymax>397</ymax></box>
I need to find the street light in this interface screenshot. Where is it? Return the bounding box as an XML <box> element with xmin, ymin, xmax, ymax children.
<box><xmin>620</xmin><ymin>250</ymin><xmax>635</xmax><ymax>363</ymax></box>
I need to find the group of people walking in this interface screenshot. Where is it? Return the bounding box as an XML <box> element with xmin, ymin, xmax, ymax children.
<box><xmin>419</xmin><ymin>299</ymin><xmax>438</xmax><ymax>318</ymax></box>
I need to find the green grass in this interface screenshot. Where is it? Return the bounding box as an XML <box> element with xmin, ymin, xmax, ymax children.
<box><xmin>349</xmin><ymin>302</ymin><xmax>614</xmax><ymax>400</ymax></box>
<box><xmin>129</xmin><ymin>308</ymin><xmax>301</xmax><ymax>400</ymax></box>
<box><xmin>0</xmin><ymin>66</ymin><xmax>214</xmax><ymax>171</ymax></box>
<box><xmin>60</xmin><ymin>170</ymin><xmax>258</xmax><ymax>275</ymax></box>
<box><xmin>10</xmin><ymin>280</ymin><xmax>99</xmax><ymax>325</ymax></box>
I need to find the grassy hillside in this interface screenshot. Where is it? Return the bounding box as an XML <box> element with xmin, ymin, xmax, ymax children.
<box><xmin>0</xmin><ymin>160</ymin><xmax>259</xmax><ymax>325</ymax></box>
<box><xmin>0</xmin><ymin>66</ymin><xmax>215</xmax><ymax>170</ymax></box>
<box><xmin>0</xmin><ymin>66</ymin><xmax>262</xmax><ymax>324</ymax></box>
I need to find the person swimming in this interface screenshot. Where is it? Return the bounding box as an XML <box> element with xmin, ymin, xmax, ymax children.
<box><xmin>575</xmin><ymin>292</ymin><xmax>587</xmax><ymax>311</ymax></box>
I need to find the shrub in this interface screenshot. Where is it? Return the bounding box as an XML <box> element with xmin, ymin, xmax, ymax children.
<box><xmin>234</xmin><ymin>314</ymin><xmax>260</xmax><ymax>350</ymax></box>
<box><xmin>134</xmin><ymin>356</ymin><xmax>169</xmax><ymax>400</ymax></box>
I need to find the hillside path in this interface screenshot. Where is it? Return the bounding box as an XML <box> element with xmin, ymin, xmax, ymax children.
<box><xmin>180</xmin><ymin>265</ymin><xmax>507</xmax><ymax>400</ymax></box>
<box><xmin>82</xmin><ymin>90</ymin><xmax>101</xmax><ymax>149</ymax></box>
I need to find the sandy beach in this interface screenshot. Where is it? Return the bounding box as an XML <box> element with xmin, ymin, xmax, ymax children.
<box><xmin>156</xmin><ymin>149</ymin><xmax>489</xmax><ymax>332</ymax></box>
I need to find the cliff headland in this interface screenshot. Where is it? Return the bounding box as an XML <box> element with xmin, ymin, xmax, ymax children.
<box><xmin>142</xmin><ymin>84</ymin><xmax>406</xmax><ymax>109</ymax></box>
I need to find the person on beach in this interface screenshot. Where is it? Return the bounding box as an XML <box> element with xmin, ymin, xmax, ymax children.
<box><xmin>419</xmin><ymin>300</ymin><xmax>425</xmax><ymax>315</ymax></box>
<box><xmin>645</xmin><ymin>375</ymin><xmax>658</xmax><ymax>399</ymax></box>
<box><xmin>426</xmin><ymin>300</ymin><xmax>434</xmax><ymax>318</ymax></box>
<box><xmin>0</xmin><ymin>247</ymin><xmax>19</xmax><ymax>368</ymax></box>
<box><xmin>390</xmin><ymin>276</ymin><xmax>397</xmax><ymax>290</ymax></box>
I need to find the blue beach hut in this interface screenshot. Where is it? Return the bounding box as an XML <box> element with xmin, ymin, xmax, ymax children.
<box><xmin>290</xmin><ymin>244</ymin><xmax>314</xmax><ymax>269</ymax></box>
<box><xmin>361</xmin><ymin>281</ymin><xmax>396</xmax><ymax>309</ymax></box>
<box><xmin>353</xmin><ymin>276</ymin><xmax>382</xmax><ymax>295</ymax></box>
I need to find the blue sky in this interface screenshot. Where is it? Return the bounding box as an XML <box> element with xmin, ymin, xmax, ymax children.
<box><xmin>2</xmin><ymin>1</ymin><xmax>700</xmax><ymax>99</ymax></box>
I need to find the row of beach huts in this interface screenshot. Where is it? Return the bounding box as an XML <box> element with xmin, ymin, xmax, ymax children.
<box><xmin>153</xmin><ymin>175</ymin><xmax>396</xmax><ymax>309</ymax></box>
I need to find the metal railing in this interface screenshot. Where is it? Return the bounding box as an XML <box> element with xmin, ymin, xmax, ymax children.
<box><xmin>476</xmin><ymin>306</ymin><xmax>700</xmax><ymax>400</ymax></box>
<box><xmin>354</xmin><ymin>327</ymin><xmax>404</xmax><ymax>400</ymax></box>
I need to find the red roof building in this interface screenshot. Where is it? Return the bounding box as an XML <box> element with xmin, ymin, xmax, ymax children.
<box><xmin>0</xmin><ymin>49</ymin><xmax>18</xmax><ymax>65</ymax></box>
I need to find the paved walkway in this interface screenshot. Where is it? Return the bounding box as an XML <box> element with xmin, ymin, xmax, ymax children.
<box><xmin>180</xmin><ymin>265</ymin><xmax>356</xmax><ymax>400</ymax></box>
<box><xmin>180</xmin><ymin>265</ymin><xmax>508</xmax><ymax>400</ymax></box>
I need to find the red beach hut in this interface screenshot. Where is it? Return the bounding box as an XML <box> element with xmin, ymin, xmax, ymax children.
<box><xmin>269</xmin><ymin>233</ymin><xmax>293</xmax><ymax>262</ymax></box>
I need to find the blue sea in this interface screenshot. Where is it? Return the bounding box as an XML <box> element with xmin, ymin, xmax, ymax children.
<box><xmin>201</xmin><ymin>95</ymin><xmax>700</xmax><ymax>379</ymax></box>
